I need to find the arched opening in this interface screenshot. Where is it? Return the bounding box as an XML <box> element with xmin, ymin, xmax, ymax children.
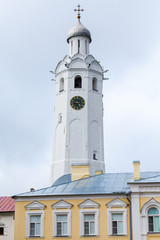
<box><xmin>74</xmin><ymin>76</ymin><xmax>82</xmax><ymax>88</ymax></box>
<box><xmin>148</xmin><ymin>207</ymin><xmax>160</xmax><ymax>232</ymax></box>
<box><xmin>71</xmin><ymin>41</ymin><xmax>73</xmax><ymax>55</ymax></box>
<box><xmin>92</xmin><ymin>78</ymin><xmax>98</xmax><ymax>91</ymax></box>
<box><xmin>85</xmin><ymin>40</ymin><xmax>87</xmax><ymax>54</ymax></box>
<box><xmin>78</xmin><ymin>39</ymin><xmax>80</xmax><ymax>53</ymax></box>
<box><xmin>59</xmin><ymin>78</ymin><xmax>64</xmax><ymax>92</ymax></box>
<box><xmin>0</xmin><ymin>227</ymin><xmax>4</xmax><ymax>235</ymax></box>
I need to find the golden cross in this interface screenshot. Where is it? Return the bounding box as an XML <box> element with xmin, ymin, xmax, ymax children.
<box><xmin>74</xmin><ymin>4</ymin><xmax>84</xmax><ymax>19</ymax></box>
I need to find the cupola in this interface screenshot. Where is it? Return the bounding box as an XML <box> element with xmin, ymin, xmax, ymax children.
<box><xmin>67</xmin><ymin>5</ymin><xmax>92</xmax><ymax>56</ymax></box>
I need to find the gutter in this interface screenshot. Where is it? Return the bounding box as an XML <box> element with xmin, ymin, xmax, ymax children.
<box><xmin>126</xmin><ymin>194</ymin><xmax>132</xmax><ymax>240</ymax></box>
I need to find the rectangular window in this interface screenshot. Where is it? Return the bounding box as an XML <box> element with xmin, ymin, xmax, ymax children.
<box><xmin>84</xmin><ymin>214</ymin><xmax>95</xmax><ymax>235</ymax></box>
<box><xmin>112</xmin><ymin>214</ymin><xmax>123</xmax><ymax>235</ymax></box>
<box><xmin>56</xmin><ymin>215</ymin><xmax>68</xmax><ymax>236</ymax></box>
<box><xmin>30</xmin><ymin>215</ymin><xmax>41</xmax><ymax>237</ymax></box>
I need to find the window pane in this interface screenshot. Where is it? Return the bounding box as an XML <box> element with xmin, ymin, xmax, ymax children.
<box><xmin>84</xmin><ymin>214</ymin><xmax>95</xmax><ymax>221</ymax></box>
<box><xmin>36</xmin><ymin>223</ymin><xmax>40</xmax><ymax>236</ymax></box>
<box><xmin>90</xmin><ymin>222</ymin><xmax>95</xmax><ymax>234</ymax></box>
<box><xmin>118</xmin><ymin>221</ymin><xmax>123</xmax><ymax>234</ymax></box>
<box><xmin>30</xmin><ymin>223</ymin><xmax>35</xmax><ymax>236</ymax></box>
<box><xmin>57</xmin><ymin>215</ymin><xmax>67</xmax><ymax>221</ymax></box>
<box><xmin>63</xmin><ymin>222</ymin><xmax>67</xmax><ymax>235</ymax></box>
<box><xmin>30</xmin><ymin>215</ymin><xmax>40</xmax><ymax>223</ymax></box>
<box><xmin>84</xmin><ymin>222</ymin><xmax>89</xmax><ymax>235</ymax></box>
<box><xmin>154</xmin><ymin>216</ymin><xmax>160</xmax><ymax>232</ymax></box>
<box><xmin>112</xmin><ymin>214</ymin><xmax>123</xmax><ymax>221</ymax></box>
<box><xmin>112</xmin><ymin>221</ymin><xmax>117</xmax><ymax>234</ymax></box>
<box><xmin>148</xmin><ymin>208</ymin><xmax>159</xmax><ymax>215</ymax></box>
<box><xmin>149</xmin><ymin>216</ymin><xmax>154</xmax><ymax>232</ymax></box>
<box><xmin>0</xmin><ymin>227</ymin><xmax>4</xmax><ymax>235</ymax></box>
<box><xmin>74</xmin><ymin>77</ymin><xmax>82</xmax><ymax>88</ymax></box>
<box><xmin>57</xmin><ymin>222</ymin><xmax>61</xmax><ymax>236</ymax></box>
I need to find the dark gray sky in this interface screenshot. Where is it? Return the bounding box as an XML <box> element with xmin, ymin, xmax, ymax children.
<box><xmin>1</xmin><ymin>0</ymin><xmax>160</xmax><ymax>196</ymax></box>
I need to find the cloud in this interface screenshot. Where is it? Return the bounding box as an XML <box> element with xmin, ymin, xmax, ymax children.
<box><xmin>104</xmin><ymin>42</ymin><xmax>160</xmax><ymax>172</ymax></box>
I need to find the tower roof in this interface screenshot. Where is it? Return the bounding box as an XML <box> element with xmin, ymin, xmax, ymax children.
<box><xmin>67</xmin><ymin>19</ymin><xmax>92</xmax><ymax>43</ymax></box>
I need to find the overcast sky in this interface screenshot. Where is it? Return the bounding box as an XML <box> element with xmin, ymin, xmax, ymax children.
<box><xmin>0</xmin><ymin>0</ymin><xmax>160</xmax><ymax>196</ymax></box>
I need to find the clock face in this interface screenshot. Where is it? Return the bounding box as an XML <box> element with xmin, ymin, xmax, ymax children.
<box><xmin>70</xmin><ymin>96</ymin><xmax>85</xmax><ymax>110</ymax></box>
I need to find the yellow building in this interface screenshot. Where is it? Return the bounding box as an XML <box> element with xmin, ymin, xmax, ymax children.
<box><xmin>14</xmin><ymin>162</ymin><xmax>160</xmax><ymax>240</ymax></box>
<box><xmin>13</xmin><ymin>6</ymin><xmax>160</xmax><ymax>240</ymax></box>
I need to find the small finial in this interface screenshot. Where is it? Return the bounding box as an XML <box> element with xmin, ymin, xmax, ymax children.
<box><xmin>74</xmin><ymin>4</ymin><xmax>84</xmax><ymax>19</ymax></box>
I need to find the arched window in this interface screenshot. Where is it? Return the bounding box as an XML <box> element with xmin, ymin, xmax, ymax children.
<box><xmin>74</xmin><ymin>76</ymin><xmax>82</xmax><ymax>88</ymax></box>
<box><xmin>148</xmin><ymin>207</ymin><xmax>160</xmax><ymax>232</ymax></box>
<box><xmin>0</xmin><ymin>227</ymin><xmax>4</xmax><ymax>235</ymax></box>
<box><xmin>92</xmin><ymin>78</ymin><xmax>98</xmax><ymax>91</ymax></box>
<box><xmin>59</xmin><ymin>78</ymin><xmax>64</xmax><ymax>92</ymax></box>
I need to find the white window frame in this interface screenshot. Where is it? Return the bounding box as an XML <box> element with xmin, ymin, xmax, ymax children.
<box><xmin>53</xmin><ymin>210</ymin><xmax>71</xmax><ymax>237</ymax></box>
<box><xmin>26</xmin><ymin>211</ymin><xmax>44</xmax><ymax>238</ymax></box>
<box><xmin>107</xmin><ymin>209</ymin><xmax>127</xmax><ymax>236</ymax></box>
<box><xmin>80</xmin><ymin>209</ymin><xmax>99</xmax><ymax>237</ymax></box>
<box><xmin>148</xmin><ymin>207</ymin><xmax>160</xmax><ymax>233</ymax></box>
<box><xmin>141</xmin><ymin>198</ymin><xmax>160</xmax><ymax>235</ymax></box>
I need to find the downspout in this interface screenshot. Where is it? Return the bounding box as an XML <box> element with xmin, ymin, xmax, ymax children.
<box><xmin>126</xmin><ymin>194</ymin><xmax>132</xmax><ymax>240</ymax></box>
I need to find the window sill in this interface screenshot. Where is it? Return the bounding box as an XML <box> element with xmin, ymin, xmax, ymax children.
<box><xmin>110</xmin><ymin>234</ymin><xmax>126</xmax><ymax>236</ymax></box>
<box><xmin>148</xmin><ymin>232</ymin><xmax>160</xmax><ymax>234</ymax></box>
<box><xmin>26</xmin><ymin>237</ymin><xmax>44</xmax><ymax>239</ymax></box>
<box><xmin>53</xmin><ymin>236</ymin><xmax>70</xmax><ymax>238</ymax></box>
<box><xmin>81</xmin><ymin>235</ymin><xmax>98</xmax><ymax>237</ymax></box>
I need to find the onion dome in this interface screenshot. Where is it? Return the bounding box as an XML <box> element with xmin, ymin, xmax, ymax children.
<box><xmin>67</xmin><ymin>19</ymin><xmax>92</xmax><ymax>43</ymax></box>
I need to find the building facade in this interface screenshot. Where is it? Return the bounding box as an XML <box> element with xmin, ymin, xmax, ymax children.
<box><xmin>0</xmin><ymin>197</ymin><xmax>15</xmax><ymax>240</ymax></box>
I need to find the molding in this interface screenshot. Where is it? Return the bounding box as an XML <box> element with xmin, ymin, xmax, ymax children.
<box><xmin>52</xmin><ymin>209</ymin><xmax>71</xmax><ymax>237</ymax></box>
<box><xmin>79</xmin><ymin>209</ymin><xmax>99</xmax><ymax>237</ymax></box>
<box><xmin>52</xmin><ymin>200</ymin><xmax>72</xmax><ymax>210</ymax></box>
<box><xmin>26</xmin><ymin>210</ymin><xmax>44</xmax><ymax>238</ymax></box>
<box><xmin>14</xmin><ymin>194</ymin><xmax>130</xmax><ymax>202</ymax></box>
<box><xmin>141</xmin><ymin>198</ymin><xmax>160</xmax><ymax>216</ymax></box>
<box><xmin>25</xmin><ymin>201</ymin><xmax>46</xmax><ymax>210</ymax></box>
<box><xmin>107</xmin><ymin>198</ymin><xmax>127</xmax><ymax>209</ymax></box>
<box><xmin>140</xmin><ymin>198</ymin><xmax>160</xmax><ymax>238</ymax></box>
<box><xmin>79</xmin><ymin>199</ymin><xmax>99</xmax><ymax>209</ymax></box>
<box><xmin>107</xmin><ymin>208</ymin><xmax>127</xmax><ymax>236</ymax></box>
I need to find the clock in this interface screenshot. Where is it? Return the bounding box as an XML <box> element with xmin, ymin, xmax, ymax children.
<box><xmin>70</xmin><ymin>96</ymin><xmax>85</xmax><ymax>110</ymax></box>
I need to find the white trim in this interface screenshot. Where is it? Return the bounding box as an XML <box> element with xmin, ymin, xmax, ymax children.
<box><xmin>52</xmin><ymin>200</ymin><xmax>72</xmax><ymax>210</ymax></box>
<box><xmin>80</xmin><ymin>209</ymin><xmax>99</xmax><ymax>237</ymax></box>
<box><xmin>14</xmin><ymin>194</ymin><xmax>129</xmax><ymax>202</ymax></box>
<box><xmin>141</xmin><ymin>198</ymin><xmax>160</xmax><ymax>216</ymax></box>
<box><xmin>26</xmin><ymin>210</ymin><xmax>44</xmax><ymax>238</ymax></box>
<box><xmin>52</xmin><ymin>210</ymin><xmax>71</xmax><ymax>237</ymax></box>
<box><xmin>107</xmin><ymin>208</ymin><xmax>127</xmax><ymax>236</ymax></box>
<box><xmin>79</xmin><ymin>199</ymin><xmax>99</xmax><ymax>209</ymax></box>
<box><xmin>25</xmin><ymin>200</ymin><xmax>45</xmax><ymax>210</ymax></box>
<box><xmin>107</xmin><ymin>198</ymin><xmax>127</xmax><ymax>209</ymax></box>
<box><xmin>140</xmin><ymin>198</ymin><xmax>160</xmax><ymax>236</ymax></box>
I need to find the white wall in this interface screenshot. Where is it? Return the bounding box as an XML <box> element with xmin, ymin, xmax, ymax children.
<box><xmin>0</xmin><ymin>212</ymin><xmax>14</xmax><ymax>240</ymax></box>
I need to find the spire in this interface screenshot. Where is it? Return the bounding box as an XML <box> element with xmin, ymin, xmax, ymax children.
<box><xmin>74</xmin><ymin>4</ymin><xmax>84</xmax><ymax>19</ymax></box>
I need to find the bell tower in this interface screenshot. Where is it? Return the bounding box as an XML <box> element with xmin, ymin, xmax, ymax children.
<box><xmin>51</xmin><ymin>5</ymin><xmax>105</xmax><ymax>184</ymax></box>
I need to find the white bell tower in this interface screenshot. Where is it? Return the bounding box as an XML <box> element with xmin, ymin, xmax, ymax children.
<box><xmin>51</xmin><ymin>5</ymin><xmax>105</xmax><ymax>184</ymax></box>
